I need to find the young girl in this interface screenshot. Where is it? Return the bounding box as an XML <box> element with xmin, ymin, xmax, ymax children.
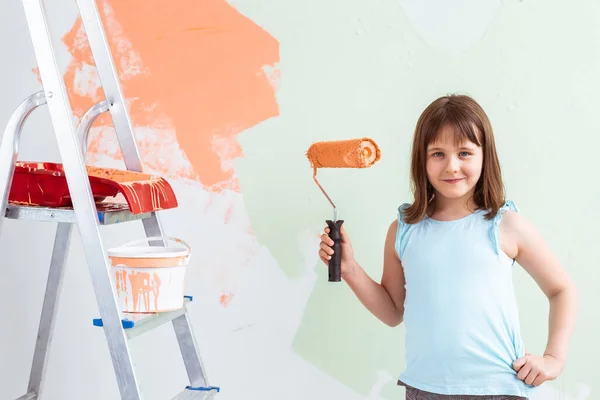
<box><xmin>318</xmin><ymin>94</ymin><xmax>578</xmax><ymax>399</ymax></box>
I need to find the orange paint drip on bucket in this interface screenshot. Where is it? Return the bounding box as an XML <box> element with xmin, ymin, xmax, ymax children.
<box><xmin>108</xmin><ymin>236</ymin><xmax>191</xmax><ymax>313</ymax></box>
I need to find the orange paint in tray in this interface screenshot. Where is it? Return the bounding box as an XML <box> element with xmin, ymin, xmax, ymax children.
<box><xmin>8</xmin><ymin>162</ymin><xmax>178</xmax><ymax>214</ymax></box>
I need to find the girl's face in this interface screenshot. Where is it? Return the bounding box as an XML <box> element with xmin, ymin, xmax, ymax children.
<box><xmin>426</xmin><ymin>125</ymin><xmax>483</xmax><ymax>202</ymax></box>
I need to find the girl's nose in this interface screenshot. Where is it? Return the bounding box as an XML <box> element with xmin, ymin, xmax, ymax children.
<box><xmin>446</xmin><ymin>156</ymin><xmax>460</xmax><ymax>173</ymax></box>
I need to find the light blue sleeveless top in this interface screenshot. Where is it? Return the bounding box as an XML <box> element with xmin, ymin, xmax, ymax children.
<box><xmin>395</xmin><ymin>201</ymin><xmax>536</xmax><ymax>397</ymax></box>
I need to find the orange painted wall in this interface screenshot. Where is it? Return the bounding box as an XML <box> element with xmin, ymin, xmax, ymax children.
<box><xmin>62</xmin><ymin>0</ymin><xmax>279</xmax><ymax>191</ymax></box>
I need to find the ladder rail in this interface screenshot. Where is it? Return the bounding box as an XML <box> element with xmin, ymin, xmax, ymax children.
<box><xmin>74</xmin><ymin>0</ymin><xmax>143</xmax><ymax>172</ymax></box>
<box><xmin>77</xmin><ymin>99</ymin><xmax>109</xmax><ymax>157</ymax></box>
<box><xmin>20</xmin><ymin>0</ymin><xmax>141</xmax><ymax>398</ymax></box>
<box><xmin>27</xmin><ymin>223</ymin><xmax>72</xmax><ymax>397</ymax></box>
<box><xmin>173</xmin><ymin>312</ymin><xmax>210</xmax><ymax>387</ymax></box>
<box><xmin>74</xmin><ymin>0</ymin><xmax>168</xmax><ymax>245</ymax></box>
<box><xmin>0</xmin><ymin>91</ymin><xmax>46</xmax><ymax>234</ymax></box>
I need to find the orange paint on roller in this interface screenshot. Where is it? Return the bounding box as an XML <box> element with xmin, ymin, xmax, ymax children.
<box><xmin>305</xmin><ymin>138</ymin><xmax>382</xmax><ymax>282</ymax></box>
<box><xmin>306</xmin><ymin>138</ymin><xmax>381</xmax><ymax>172</ymax></box>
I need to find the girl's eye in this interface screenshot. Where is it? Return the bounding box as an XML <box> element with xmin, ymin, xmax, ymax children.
<box><xmin>460</xmin><ymin>152</ymin><xmax>471</xmax><ymax>157</ymax></box>
<box><xmin>432</xmin><ymin>152</ymin><xmax>443</xmax><ymax>157</ymax></box>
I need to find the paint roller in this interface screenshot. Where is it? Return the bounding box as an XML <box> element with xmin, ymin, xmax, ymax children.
<box><xmin>306</xmin><ymin>138</ymin><xmax>381</xmax><ymax>282</ymax></box>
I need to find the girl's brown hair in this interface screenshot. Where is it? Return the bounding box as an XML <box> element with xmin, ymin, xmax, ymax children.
<box><xmin>403</xmin><ymin>94</ymin><xmax>505</xmax><ymax>224</ymax></box>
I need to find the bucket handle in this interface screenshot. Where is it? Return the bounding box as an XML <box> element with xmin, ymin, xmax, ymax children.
<box><xmin>114</xmin><ymin>236</ymin><xmax>191</xmax><ymax>253</ymax></box>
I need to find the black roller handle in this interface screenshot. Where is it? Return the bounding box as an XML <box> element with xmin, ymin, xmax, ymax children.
<box><xmin>326</xmin><ymin>219</ymin><xmax>344</xmax><ymax>282</ymax></box>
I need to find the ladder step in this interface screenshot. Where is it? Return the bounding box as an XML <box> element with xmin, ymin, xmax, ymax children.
<box><xmin>5</xmin><ymin>203</ymin><xmax>152</xmax><ymax>225</ymax></box>
<box><xmin>15</xmin><ymin>392</ymin><xmax>37</xmax><ymax>400</ymax></box>
<box><xmin>172</xmin><ymin>386</ymin><xmax>220</xmax><ymax>400</ymax></box>
<box><xmin>93</xmin><ymin>296</ymin><xmax>193</xmax><ymax>339</ymax></box>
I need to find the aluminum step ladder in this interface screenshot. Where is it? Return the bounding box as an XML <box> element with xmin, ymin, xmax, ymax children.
<box><xmin>0</xmin><ymin>0</ymin><xmax>220</xmax><ymax>399</ymax></box>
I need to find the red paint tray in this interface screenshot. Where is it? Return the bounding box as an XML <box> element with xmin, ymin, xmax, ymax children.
<box><xmin>8</xmin><ymin>162</ymin><xmax>178</xmax><ymax>214</ymax></box>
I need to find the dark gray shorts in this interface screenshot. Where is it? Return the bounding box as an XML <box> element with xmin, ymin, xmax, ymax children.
<box><xmin>398</xmin><ymin>380</ymin><xmax>528</xmax><ymax>400</ymax></box>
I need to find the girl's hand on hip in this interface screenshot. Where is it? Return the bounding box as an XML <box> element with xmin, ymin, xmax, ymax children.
<box><xmin>513</xmin><ymin>353</ymin><xmax>564</xmax><ymax>387</ymax></box>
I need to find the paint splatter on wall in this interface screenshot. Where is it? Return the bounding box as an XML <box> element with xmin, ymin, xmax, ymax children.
<box><xmin>62</xmin><ymin>0</ymin><xmax>279</xmax><ymax>191</ymax></box>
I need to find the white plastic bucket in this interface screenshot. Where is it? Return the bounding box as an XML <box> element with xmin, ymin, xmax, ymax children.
<box><xmin>108</xmin><ymin>236</ymin><xmax>191</xmax><ymax>313</ymax></box>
